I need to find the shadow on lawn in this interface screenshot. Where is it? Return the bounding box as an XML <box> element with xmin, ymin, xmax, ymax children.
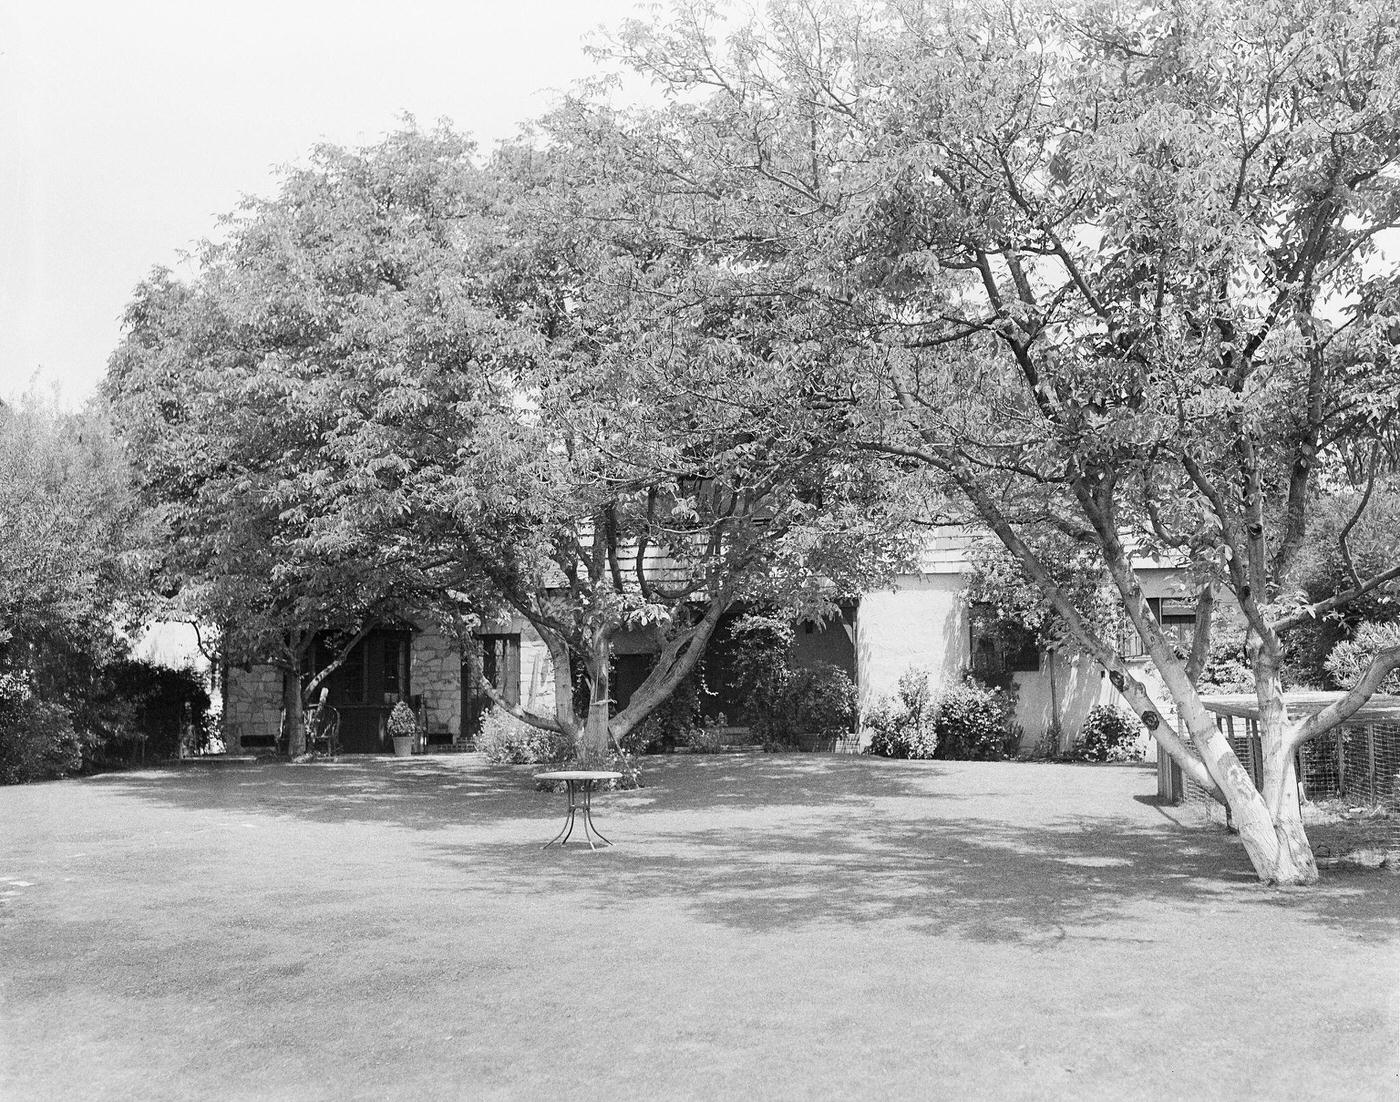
<box><xmin>93</xmin><ymin>754</ymin><xmax>1400</xmax><ymax>948</ymax></box>
<box><xmin>90</xmin><ymin>753</ymin><xmax>914</xmax><ymax>828</ymax></box>
<box><xmin>509</xmin><ymin>815</ymin><xmax>1400</xmax><ymax>949</ymax></box>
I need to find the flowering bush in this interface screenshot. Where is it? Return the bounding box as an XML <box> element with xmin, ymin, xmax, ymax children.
<box><xmin>1072</xmin><ymin>705</ymin><xmax>1144</xmax><ymax>762</ymax></box>
<box><xmin>595</xmin><ymin>748</ymin><xmax>642</xmax><ymax>789</ymax></box>
<box><xmin>934</xmin><ymin>679</ymin><xmax>1020</xmax><ymax>761</ymax></box>
<box><xmin>865</xmin><ymin>671</ymin><xmax>1020</xmax><ymax>761</ymax></box>
<box><xmin>387</xmin><ymin>701</ymin><xmax>419</xmax><ymax>739</ymax></box>
<box><xmin>476</xmin><ymin>708</ymin><xmax>573</xmax><ymax>765</ymax></box>
<box><xmin>864</xmin><ymin>668</ymin><xmax>938</xmax><ymax>759</ymax></box>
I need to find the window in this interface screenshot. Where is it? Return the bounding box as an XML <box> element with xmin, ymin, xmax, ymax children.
<box><xmin>1148</xmin><ymin>597</ymin><xmax>1198</xmax><ymax>656</ymax></box>
<box><xmin>478</xmin><ymin>635</ymin><xmax>521</xmax><ymax>704</ymax></box>
<box><xmin>381</xmin><ymin>634</ymin><xmax>408</xmax><ymax>701</ymax></box>
<box><xmin>969</xmin><ymin>602</ymin><xmax>1041</xmax><ymax>678</ymax></box>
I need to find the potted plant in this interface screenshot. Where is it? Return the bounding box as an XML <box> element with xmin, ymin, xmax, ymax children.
<box><xmin>388</xmin><ymin>701</ymin><xmax>418</xmax><ymax>757</ymax></box>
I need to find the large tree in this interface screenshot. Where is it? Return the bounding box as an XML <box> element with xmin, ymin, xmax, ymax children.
<box><xmin>597</xmin><ymin>0</ymin><xmax>1400</xmax><ymax>882</ymax></box>
<box><xmin>287</xmin><ymin>128</ymin><xmax>907</xmax><ymax>761</ymax></box>
<box><xmin>107</xmin><ymin>124</ymin><xmax>905</xmax><ymax>762</ymax></box>
<box><xmin>104</xmin><ymin>129</ymin><xmax>487</xmax><ymax>754</ymax></box>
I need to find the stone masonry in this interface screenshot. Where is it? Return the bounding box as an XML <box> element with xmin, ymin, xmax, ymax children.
<box><xmin>411</xmin><ymin>626</ymin><xmax>462</xmax><ymax>740</ymax></box>
<box><xmin>222</xmin><ymin>663</ymin><xmax>281</xmax><ymax>752</ymax></box>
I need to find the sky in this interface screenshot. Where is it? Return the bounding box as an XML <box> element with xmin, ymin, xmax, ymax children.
<box><xmin>0</xmin><ymin>0</ymin><xmax>653</xmax><ymax>407</ymax></box>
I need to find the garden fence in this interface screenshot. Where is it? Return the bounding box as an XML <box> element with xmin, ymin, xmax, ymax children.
<box><xmin>1174</xmin><ymin>714</ymin><xmax>1400</xmax><ymax>866</ymax></box>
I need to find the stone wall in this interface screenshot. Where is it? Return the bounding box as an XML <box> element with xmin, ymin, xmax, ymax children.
<box><xmin>222</xmin><ymin>663</ymin><xmax>282</xmax><ymax>751</ymax></box>
<box><xmin>411</xmin><ymin>626</ymin><xmax>462</xmax><ymax>739</ymax></box>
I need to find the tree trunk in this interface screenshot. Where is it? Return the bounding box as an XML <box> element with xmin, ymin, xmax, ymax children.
<box><xmin>1178</xmin><ymin>697</ymin><xmax>1317</xmax><ymax>885</ymax></box>
<box><xmin>282</xmin><ymin>667</ymin><xmax>305</xmax><ymax>758</ymax></box>
<box><xmin>1249</xmin><ymin>645</ymin><xmax>1319</xmax><ymax>884</ymax></box>
<box><xmin>610</xmin><ymin>598</ymin><xmax>727</xmax><ymax>740</ymax></box>
<box><xmin>579</xmin><ymin>635</ymin><xmax>611</xmax><ymax>764</ymax></box>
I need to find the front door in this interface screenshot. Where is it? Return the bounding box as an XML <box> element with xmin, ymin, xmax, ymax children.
<box><xmin>312</xmin><ymin>629</ymin><xmax>412</xmax><ymax>753</ymax></box>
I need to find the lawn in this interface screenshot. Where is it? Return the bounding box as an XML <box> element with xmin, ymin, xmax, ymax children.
<box><xmin>2</xmin><ymin>754</ymin><xmax>1396</xmax><ymax>1101</ymax></box>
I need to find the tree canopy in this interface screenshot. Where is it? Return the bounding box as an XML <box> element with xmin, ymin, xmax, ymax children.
<box><xmin>102</xmin><ymin>0</ymin><xmax>1400</xmax><ymax>881</ymax></box>
<box><xmin>107</xmin><ymin>123</ymin><xmax>908</xmax><ymax>761</ymax></box>
<box><xmin>585</xmin><ymin>0</ymin><xmax>1400</xmax><ymax>882</ymax></box>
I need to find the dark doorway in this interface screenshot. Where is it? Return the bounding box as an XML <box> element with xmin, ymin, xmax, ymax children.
<box><xmin>311</xmin><ymin>628</ymin><xmax>412</xmax><ymax>753</ymax></box>
<box><xmin>611</xmin><ymin>652</ymin><xmax>654</xmax><ymax>715</ymax></box>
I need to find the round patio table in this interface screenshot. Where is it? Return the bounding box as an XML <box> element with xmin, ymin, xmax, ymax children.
<box><xmin>535</xmin><ymin>771</ymin><xmax>623</xmax><ymax>850</ymax></box>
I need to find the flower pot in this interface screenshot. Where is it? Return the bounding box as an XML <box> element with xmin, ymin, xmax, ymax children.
<box><xmin>392</xmin><ymin>734</ymin><xmax>413</xmax><ymax>757</ymax></box>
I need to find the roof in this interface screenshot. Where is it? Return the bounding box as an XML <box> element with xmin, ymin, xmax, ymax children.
<box><xmin>1201</xmin><ymin>692</ymin><xmax>1400</xmax><ymax>725</ymax></box>
<box><xmin>910</xmin><ymin>527</ymin><xmax>1189</xmax><ymax>575</ymax></box>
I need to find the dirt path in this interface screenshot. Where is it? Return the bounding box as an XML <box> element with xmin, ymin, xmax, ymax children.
<box><xmin>2</xmin><ymin>756</ymin><xmax>1396</xmax><ymax>1100</ymax></box>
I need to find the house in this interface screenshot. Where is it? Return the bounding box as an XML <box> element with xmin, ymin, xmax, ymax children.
<box><xmin>220</xmin><ymin>529</ymin><xmax>1212</xmax><ymax>755</ymax></box>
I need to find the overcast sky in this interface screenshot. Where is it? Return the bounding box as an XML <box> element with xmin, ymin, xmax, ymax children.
<box><xmin>0</xmin><ymin>0</ymin><xmax>653</xmax><ymax>406</ymax></box>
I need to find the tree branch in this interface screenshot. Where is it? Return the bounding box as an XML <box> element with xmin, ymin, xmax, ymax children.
<box><xmin>1269</xmin><ymin>563</ymin><xmax>1400</xmax><ymax>634</ymax></box>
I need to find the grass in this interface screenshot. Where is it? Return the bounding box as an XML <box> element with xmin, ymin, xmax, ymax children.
<box><xmin>2</xmin><ymin>754</ymin><xmax>1397</xmax><ymax>1101</ymax></box>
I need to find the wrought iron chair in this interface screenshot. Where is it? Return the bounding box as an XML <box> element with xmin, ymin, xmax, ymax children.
<box><xmin>306</xmin><ymin>704</ymin><xmax>341</xmax><ymax>758</ymax></box>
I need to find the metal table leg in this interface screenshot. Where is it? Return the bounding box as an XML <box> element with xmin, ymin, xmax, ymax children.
<box><xmin>542</xmin><ymin>780</ymin><xmax>614</xmax><ymax>850</ymax></box>
<box><xmin>578</xmin><ymin>783</ymin><xmax>612</xmax><ymax>849</ymax></box>
<box><xmin>543</xmin><ymin>780</ymin><xmax>579</xmax><ymax>849</ymax></box>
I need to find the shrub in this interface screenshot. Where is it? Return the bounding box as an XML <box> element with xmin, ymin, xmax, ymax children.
<box><xmin>1196</xmin><ymin>627</ymin><xmax>1254</xmax><ymax>693</ymax></box>
<box><xmin>725</xmin><ymin>614</ymin><xmax>795</xmax><ymax>745</ymax></box>
<box><xmin>745</xmin><ymin>661</ymin><xmax>857</xmax><ymax>750</ymax></box>
<box><xmin>934</xmin><ymin>678</ymin><xmax>1020</xmax><ymax>761</ymax></box>
<box><xmin>864</xmin><ymin>673</ymin><xmax>1020</xmax><ymax>761</ymax></box>
<box><xmin>1326</xmin><ymin>621</ymin><xmax>1400</xmax><ymax>695</ymax></box>
<box><xmin>477</xmin><ymin>709</ymin><xmax>574</xmax><ymax>765</ymax></box>
<box><xmin>682</xmin><ymin>725</ymin><xmax>725</xmax><ymax>754</ymax></box>
<box><xmin>1072</xmin><ymin>704</ymin><xmax>1144</xmax><ymax>762</ymax></box>
<box><xmin>91</xmin><ymin>659</ymin><xmax>211</xmax><ymax>762</ymax></box>
<box><xmin>623</xmin><ymin>673</ymin><xmax>705</xmax><ymax>755</ymax></box>
<box><xmin>721</xmin><ymin>613</ymin><xmax>858</xmax><ymax>750</ymax></box>
<box><xmin>779</xmin><ymin>662</ymin><xmax>858</xmax><ymax>745</ymax></box>
<box><xmin>864</xmin><ymin>668</ymin><xmax>938</xmax><ymax>759</ymax></box>
<box><xmin>598</xmin><ymin>747</ymin><xmax>642</xmax><ymax>789</ymax></box>
<box><xmin>0</xmin><ymin>672</ymin><xmax>84</xmax><ymax>784</ymax></box>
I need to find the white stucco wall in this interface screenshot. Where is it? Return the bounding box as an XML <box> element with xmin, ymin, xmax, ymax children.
<box><xmin>857</xmin><ymin>571</ymin><xmax>1136</xmax><ymax>750</ymax></box>
<box><xmin>1009</xmin><ymin>651</ymin><xmax>1117</xmax><ymax>752</ymax></box>
<box><xmin>856</xmin><ymin>574</ymin><xmax>968</xmax><ymax>713</ymax></box>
